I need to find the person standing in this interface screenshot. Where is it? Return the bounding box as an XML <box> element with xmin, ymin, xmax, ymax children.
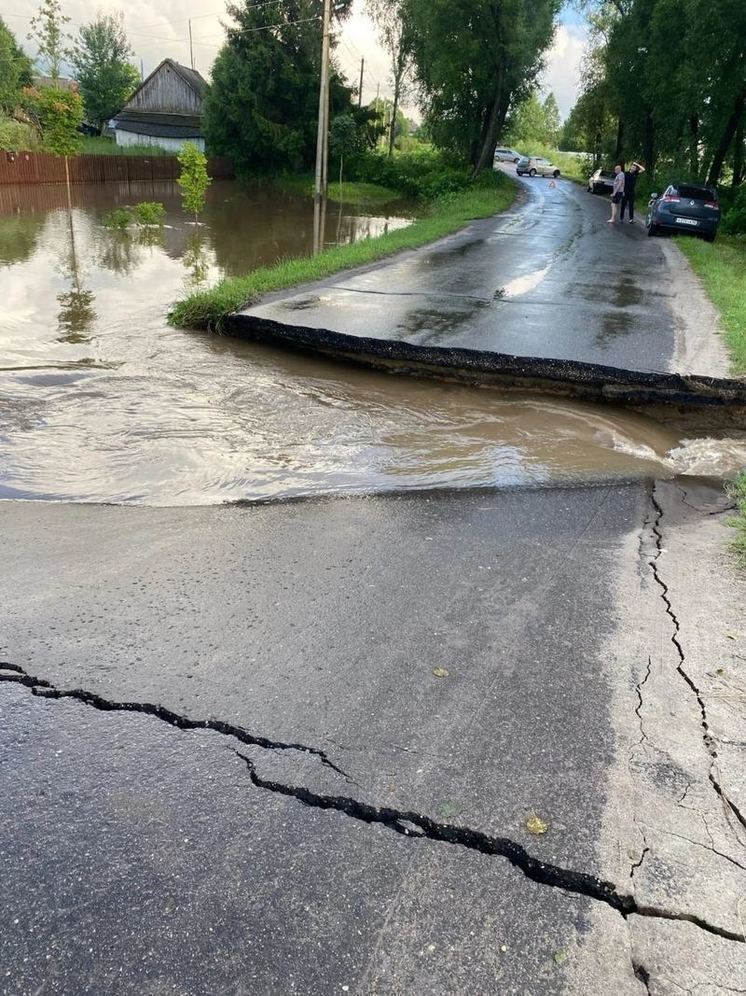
<box><xmin>608</xmin><ymin>164</ymin><xmax>625</xmax><ymax>224</ymax></box>
<box><xmin>621</xmin><ymin>161</ymin><xmax>646</xmax><ymax>222</ymax></box>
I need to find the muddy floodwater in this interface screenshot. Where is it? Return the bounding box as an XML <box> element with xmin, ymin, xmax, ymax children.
<box><xmin>0</xmin><ymin>179</ymin><xmax>740</xmax><ymax>505</ymax></box>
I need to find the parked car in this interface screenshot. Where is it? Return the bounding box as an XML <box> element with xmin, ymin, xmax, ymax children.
<box><xmin>645</xmin><ymin>183</ymin><xmax>721</xmax><ymax>242</ymax></box>
<box><xmin>494</xmin><ymin>147</ymin><xmax>522</xmax><ymax>163</ymax></box>
<box><xmin>516</xmin><ymin>156</ymin><xmax>560</xmax><ymax>178</ymax></box>
<box><xmin>587</xmin><ymin>168</ymin><xmax>615</xmax><ymax>194</ymax></box>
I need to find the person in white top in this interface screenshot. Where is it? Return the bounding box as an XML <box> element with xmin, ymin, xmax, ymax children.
<box><xmin>608</xmin><ymin>164</ymin><xmax>625</xmax><ymax>224</ymax></box>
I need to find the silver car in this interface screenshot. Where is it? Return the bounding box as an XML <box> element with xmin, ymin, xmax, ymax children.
<box><xmin>516</xmin><ymin>156</ymin><xmax>560</xmax><ymax>178</ymax></box>
<box><xmin>494</xmin><ymin>147</ymin><xmax>522</xmax><ymax>163</ymax></box>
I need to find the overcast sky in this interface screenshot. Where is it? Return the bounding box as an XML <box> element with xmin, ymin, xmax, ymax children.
<box><xmin>6</xmin><ymin>0</ymin><xmax>587</xmax><ymax>120</ymax></box>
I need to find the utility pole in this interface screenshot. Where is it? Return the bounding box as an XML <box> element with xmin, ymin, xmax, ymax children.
<box><xmin>357</xmin><ymin>57</ymin><xmax>364</xmax><ymax>107</ymax></box>
<box><xmin>313</xmin><ymin>0</ymin><xmax>332</xmax><ymax>254</ymax></box>
<box><xmin>140</xmin><ymin>58</ymin><xmax>144</xmax><ymax>81</ymax></box>
<box><xmin>188</xmin><ymin>19</ymin><xmax>195</xmax><ymax>70</ymax></box>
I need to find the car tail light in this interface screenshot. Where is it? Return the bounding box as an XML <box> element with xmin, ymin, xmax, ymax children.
<box><xmin>704</xmin><ymin>201</ymin><xmax>719</xmax><ymax>210</ymax></box>
<box><xmin>661</xmin><ymin>195</ymin><xmax>680</xmax><ymax>203</ymax></box>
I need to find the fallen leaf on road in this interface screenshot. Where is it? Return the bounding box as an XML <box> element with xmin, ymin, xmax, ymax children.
<box><xmin>553</xmin><ymin>950</ymin><xmax>568</xmax><ymax>965</ymax></box>
<box><xmin>525</xmin><ymin>814</ymin><xmax>550</xmax><ymax>835</ymax></box>
<box><xmin>437</xmin><ymin>801</ymin><xmax>462</xmax><ymax>818</ymax></box>
<box><xmin>432</xmin><ymin>667</ymin><xmax>449</xmax><ymax>678</ymax></box>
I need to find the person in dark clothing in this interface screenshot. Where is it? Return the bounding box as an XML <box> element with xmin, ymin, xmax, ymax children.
<box><xmin>621</xmin><ymin>161</ymin><xmax>646</xmax><ymax>222</ymax></box>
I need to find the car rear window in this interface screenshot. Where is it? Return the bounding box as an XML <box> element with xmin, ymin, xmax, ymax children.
<box><xmin>674</xmin><ymin>184</ymin><xmax>717</xmax><ymax>201</ymax></box>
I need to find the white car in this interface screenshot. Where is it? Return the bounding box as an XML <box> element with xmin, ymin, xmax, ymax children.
<box><xmin>493</xmin><ymin>147</ymin><xmax>522</xmax><ymax>163</ymax></box>
<box><xmin>516</xmin><ymin>156</ymin><xmax>561</xmax><ymax>178</ymax></box>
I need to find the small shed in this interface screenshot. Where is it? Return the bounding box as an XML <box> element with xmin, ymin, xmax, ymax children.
<box><xmin>111</xmin><ymin>59</ymin><xmax>207</xmax><ymax>153</ymax></box>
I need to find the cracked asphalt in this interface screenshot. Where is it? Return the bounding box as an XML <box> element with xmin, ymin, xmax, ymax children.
<box><xmin>2</xmin><ymin>480</ymin><xmax>745</xmax><ymax>993</ymax></box>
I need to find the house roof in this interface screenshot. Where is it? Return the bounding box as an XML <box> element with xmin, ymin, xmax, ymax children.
<box><xmin>112</xmin><ymin>110</ymin><xmax>204</xmax><ymax>139</ymax></box>
<box><xmin>115</xmin><ymin>59</ymin><xmax>207</xmax><ymax>114</ymax></box>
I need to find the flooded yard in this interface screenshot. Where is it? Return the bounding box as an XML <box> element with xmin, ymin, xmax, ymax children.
<box><xmin>0</xmin><ymin>178</ymin><xmax>722</xmax><ymax>505</ymax></box>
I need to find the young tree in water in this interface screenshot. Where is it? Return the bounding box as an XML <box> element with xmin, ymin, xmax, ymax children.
<box><xmin>0</xmin><ymin>18</ymin><xmax>34</xmax><ymax>112</ymax></box>
<box><xmin>28</xmin><ymin>0</ymin><xmax>72</xmax><ymax>85</ymax></box>
<box><xmin>177</xmin><ymin>143</ymin><xmax>211</xmax><ymax>224</ymax></box>
<box><xmin>71</xmin><ymin>14</ymin><xmax>139</xmax><ymax>132</ymax></box>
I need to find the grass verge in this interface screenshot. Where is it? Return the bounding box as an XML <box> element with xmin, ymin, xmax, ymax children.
<box><xmin>675</xmin><ymin>235</ymin><xmax>746</xmax><ymax>374</ymax></box>
<box><xmin>727</xmin><ymin>472</ymin><xmax>746</xmax><ymax>565</ymax></box>
<box><xmin>169</xmin><ymin>172</ymin><xmax>517</xmax><ymax>330</ymax></box>
<box><xmin>277</xmin><ymin>175</ymin><xmax>401</xmax><ymax>207</ymax></box>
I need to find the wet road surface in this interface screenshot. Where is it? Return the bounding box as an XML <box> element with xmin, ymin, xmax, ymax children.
<box><xmin>0</xmin><ymin>485</ymin><xmax>644</xmax><ymax>994</ymax></box>
<box><xmin>243</xmin><ymin>171</ymin><xmax>726</xmax><ymax>375</ymax></box>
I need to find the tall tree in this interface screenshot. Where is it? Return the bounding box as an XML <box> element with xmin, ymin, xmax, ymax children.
<box><xmin>204</xmin><ymin>0</ymin><xmax>355</xmax><ymax>173</ymax></box>
<box><xmin>402</xmin><ymin>0</ymin><xmax>561</xmax><ymax>176</ymax></box>
<box><xmin>70</xmin><ymin>13</ymin><xmax>139</xmax><ymax>132</ymax></box>
<box><xmin>542</xmin><ymin>92</ymin><xmax>561</xmax><ymax>147</ymax></box>
<box><xmin>0</xmin><ymin>18</ymin><xmax>34</xmax><ymax>111</ymax></box>
<box><xmin>28</xmin><ymin>0</ymin><xmax>71</xmax><ymax>84</ymax></box>
<box><xmin>367</xmin><ymin>0</ymin><xmax>414</xmax><ymax>156</ymax></box>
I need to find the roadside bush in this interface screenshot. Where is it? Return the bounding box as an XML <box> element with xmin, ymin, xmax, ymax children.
<box><xmin>0</xmin><ymin>114</ymin><xmax>41</xmax><ymax>151</ymax></box>
<box><xmin>133</xmin><ymin>201</ymin><xmax>166</xmax><ymax>225</ymax></box>
<box><xmin>103</xmin><ymin>207</ymin><xmax>131</xmax><ymax>229</ymax></box>
<box><xmin>347</xmin><ymin>148</ymin><xmax>471</xmax><ymax>201</ymax></box>
<box><xmin>721</xmin><ymin>185</ymin><xmax>746</xmax><ymax>235</ymax></box>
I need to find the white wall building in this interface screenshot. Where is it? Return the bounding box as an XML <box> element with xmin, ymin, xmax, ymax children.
<box><xmin>111</xmin><ymin>60</ymin><xmax>207</xmax><ymax>153</ymax></box>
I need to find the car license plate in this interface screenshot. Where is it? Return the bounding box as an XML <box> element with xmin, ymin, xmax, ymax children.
<box><xmin>676</xmin><ymin>217</ymin><xmax>699</xmax><ymax>226</ymax></box>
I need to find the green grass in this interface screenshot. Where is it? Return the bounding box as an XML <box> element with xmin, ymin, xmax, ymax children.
<box><xmin>80</xmin><ymin>136</ymin><xmax>169</xmax><ymax>156</ymax></box>
<box><xmin>169</xmin><ymin>173</ymin><xmax>517</xmax><ymax>330</ymax></box>
<box><xmin>727</xmin><ymin>472</ymin><xmax>746</xmax><ymax>565</ymax></box>
<box><xmin>675</xmin><ymin>235</ymin><xmax>746</xmax><ymax>374</ymax></box>
<box><xmin>0</xmin><ymin>115</ymin><xmax>42</xmax><ymax>151</ymax></box>
<box><xmin>276</xmin><ymin>175</ymin><xmax>401</xmax><ymax>207</ymax></box>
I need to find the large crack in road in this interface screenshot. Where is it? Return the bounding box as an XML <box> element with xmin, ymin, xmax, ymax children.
<box><xmin>2</xmin><ymin>660</ymin><xmax>744</xmax><ymax>946</ymax></box>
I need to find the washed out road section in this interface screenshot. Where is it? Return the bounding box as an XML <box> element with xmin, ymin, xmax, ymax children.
<box><xmin>242</xmin><ymin>173</ymin><xmax>730</xmax><ymax>377</ymax></box>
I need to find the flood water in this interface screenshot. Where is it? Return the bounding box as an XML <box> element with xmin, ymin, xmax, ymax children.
<box><xmin>0</xmin><ymin>179</ymin><xmax>741</xmax><ymax>505</ymax></box>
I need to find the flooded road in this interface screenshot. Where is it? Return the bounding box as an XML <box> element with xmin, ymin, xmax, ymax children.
<box><xmin>0</xmin><ymin>179</ymin><xmax>741</xmax><ymax>505</ymax></box>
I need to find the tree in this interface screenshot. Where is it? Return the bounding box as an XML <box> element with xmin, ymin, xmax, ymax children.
<box><xmin>505</xmin><ymin>92</ymin><xmax>550</xmax><ymax>148</ymax></box>
<box><xmin>542</xmin><ymin>92</ymin><xmax>561</xmax><ymax>147</ymax></box>
<box><xmin>367</xmin><ymin>0</ymin><xmax>415</xmax><ymax>157</ymax></box>
<box><xmin>204</xmin><ymin>0</ymin><xmax>355</xmax><ymax>174</ymax></box>
<box><xmin>70</xmin><ymin>14</ymin><xmax>139</xmax><ymax>132</ymax></box>
<box><xmin>0</xmin><ymin>18</ymin><xmax>33</xmax><ymax>112</ymax></box>
<box><xmin>28</xmin><ymin>0</ymin><xmax>71</xmax><ymax>84</ymax></box>
<box><xmin>402</xmin><ymin>0</ymin><xmax>561</xmax><ymax>177</ymax></box>
<box><xmin>22</xmin><ymin>85</ymin><xmax>83</xmax><ymax>155</ymax></box>
<box><xmin>177</xmin><ymin>143</ymin><xmax>211</xmax><ymax>222</ymax></box>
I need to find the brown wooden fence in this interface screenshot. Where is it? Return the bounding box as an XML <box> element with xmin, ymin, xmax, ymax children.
<box><xmin>0</xmin><ymin>151</ymin><xmax>234</xmax><ymax>185</ymax></box>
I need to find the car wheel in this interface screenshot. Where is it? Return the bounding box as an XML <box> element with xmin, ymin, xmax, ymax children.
<box><xmin>646</xmin><ymin>220</ymin><xmax>658</xmax><ymax>237</ymax></box>
<box><xmin>703</xmin><ymin>232</ymin><xmax>716</xmax><ymax>243</ymax></box>
<box><xmin>513</xmin><ymin>157</ymin><xmax>519</xmax><ymax>163</ymax></box>
<box><xmin>553</xmin><ymin>170</ymin><xmax>560</xmax><ymax>178</ymax></box>
<box><xmin>529</xmin><ymin>168</ymin><xmax>537</xmax><ymax>177</ymax></box>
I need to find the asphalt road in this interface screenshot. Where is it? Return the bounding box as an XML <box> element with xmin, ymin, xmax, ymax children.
<box><xmin>0</xmin><ymin>486</ymin><xmax>646</xmax><ymax>995</ymax></box>
<box><xmin>242</xmin><ymin>170</ymin><xmax>726</xmax><ymax>375</ymax></box>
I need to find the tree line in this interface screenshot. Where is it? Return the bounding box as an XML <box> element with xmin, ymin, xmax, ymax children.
<box><xmin>560</xmin><ymin>0</ymin><xmax>745</xmax><ymax>189</ymax></box>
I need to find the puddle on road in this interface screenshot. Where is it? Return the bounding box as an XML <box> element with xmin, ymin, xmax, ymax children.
<box><xmin>1</xmin><ymin>181</ymin><xmax>744</xmax><ymax>506</ymax></box>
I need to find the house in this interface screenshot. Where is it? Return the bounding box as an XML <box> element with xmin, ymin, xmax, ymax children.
<box><xmin>110</xmin><ymin>59</ymin><xmax>207</xmax><ymax>153</ymax></box>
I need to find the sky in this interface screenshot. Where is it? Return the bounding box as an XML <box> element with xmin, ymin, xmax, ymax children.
<box><xmin>5</xmin><ymin>0</ymin><xmax>587</xmax><ymax>120</ymax></box>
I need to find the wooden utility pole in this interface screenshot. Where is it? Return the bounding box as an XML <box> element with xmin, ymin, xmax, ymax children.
<box><xmin>313</xmin><ymin>0</ymin><xmax>332</xmax><ymax>254</ymax></box>
<box><xmin>357</xmin><ymin>57</ymin><xmax>364</xmax><ymax>107</ymax></box>
<box><xmin>188</xmin><ymin>19</ymin><xmax>195</xmax><ymax>70</ymax></box>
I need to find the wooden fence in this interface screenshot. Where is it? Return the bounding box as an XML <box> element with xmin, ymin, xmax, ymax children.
<box><xmin>0</xmin><ymin>151</ymin><xmax>234</xmax><ymax>185</ymax></box>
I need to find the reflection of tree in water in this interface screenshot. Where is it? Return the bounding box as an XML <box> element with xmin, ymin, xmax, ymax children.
<box><xmin>57</xmin><ymin>288</ymin><xmax>97</xmax><ymax>343</ymax></box>
<box><xmin>56</xmin><ymin>210</ymin><xmax>97</xmax><ymax>343</ymax></box>
<box><xmin>182</xmin><ymin>231</ymin><xmax>209</xmax><ymax>287</ymax></box>
<box><xmin>95</xmin><ymin>225</ymin><xmax>166</xmax><ymax>276</ymax></box>
<box><xmin>0</xmin><ymin>214</ymin><xmax>48</xmax><ymax>267</ymax></box>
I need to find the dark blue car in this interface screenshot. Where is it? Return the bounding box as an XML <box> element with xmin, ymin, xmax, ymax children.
<box><xmin>645</xmin><ymin>183</ymin><xmax>721</xmax><ymax>242</ymax></box>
